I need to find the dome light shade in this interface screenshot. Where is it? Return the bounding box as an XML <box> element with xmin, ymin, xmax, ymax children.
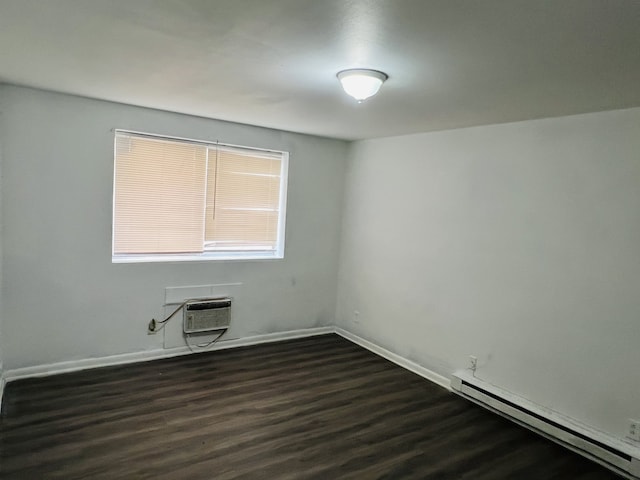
<box><xmin>337</xmin><ymin>69</ymin><xmax>388</xmax><ymax>101</ymax></box>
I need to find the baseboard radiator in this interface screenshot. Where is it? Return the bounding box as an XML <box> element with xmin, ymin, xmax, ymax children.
<box><xmin>451</xmin><ymin>371</ymin><xmax>640</xmax><ymax>479</ymax></box>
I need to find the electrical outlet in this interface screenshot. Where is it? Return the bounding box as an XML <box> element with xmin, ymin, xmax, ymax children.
<box><xmin>628</xmin><ymin>419</ymin><xmax>640</xmax><ymax>442</ymax></box>
<box><xmin>353</xmin><ymin>310</ymin><xmax>360</xmax><ymax>323</ymax></box>
<box><xmin>468</xmin><ymin>355</ymin><xmax>478</xmax><ymax>373</ymax></box>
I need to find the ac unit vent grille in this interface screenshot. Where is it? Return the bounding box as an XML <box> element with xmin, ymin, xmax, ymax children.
<box><xmin>183</xmin><ymin>298</ymin><xmax>231</xmax><ymax>334</ymax></box>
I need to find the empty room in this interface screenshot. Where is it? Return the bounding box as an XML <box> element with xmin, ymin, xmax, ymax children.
<box><xmin>0</xmin><ymin>1</ymin><xmax>639</xmax><ymax>479</ymax></box>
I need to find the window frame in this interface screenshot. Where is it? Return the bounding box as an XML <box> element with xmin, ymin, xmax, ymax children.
<box><xmin>111</xmin><ymin>129</ymin><xmax>289</xmax><ymax>263</ymax></box>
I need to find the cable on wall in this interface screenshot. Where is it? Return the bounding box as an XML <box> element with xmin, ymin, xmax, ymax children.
<box><xmin>185</xmin><ymin>329</ymin><xmax>227</xmax><ymax>353</ymax></box>
<box><xmin>148</xmin><ymin>301</ymin><xmax>189</xmax><ymax>333</ymax></box>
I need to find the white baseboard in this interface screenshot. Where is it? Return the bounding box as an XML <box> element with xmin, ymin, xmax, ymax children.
<box><xmin>335</xmin><ymin>327</ymin><xmax>451</xmax><ymax>391</ymax></box>
<box><xmin>1</xmin><ymin>326</ymin><xmax>453</xmax><ymax>414</ymax></box>
<box><xmin>4</xmin><ymin>324</ymin><xmax>635</xmax><ymax>479</ymax></box>
<box><xmin>0</xmin><ymin>376</ymin><xmax>5</xmax><ymax>412</ymax></box>
<box><xmin>3</xmin><ymin>326</ymin><xmax>334</xmax><ymax>383</ymax></box>
<box><xmin>0</xmin><ymin>326</ymin><xmax>451</xmax><ymax>414</ymax></box>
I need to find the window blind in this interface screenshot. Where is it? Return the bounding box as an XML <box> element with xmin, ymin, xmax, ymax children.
<box><xmin>113</xmin><ymin>134</ymin><xmax>207</xmax><ymax>254</ymax></box>
<box><xmin>113</xmin><ymin>132</ymin><xmax>286</xmax><ymax>259</ymax></box>
<box><xmin>205</xmin><ymin>147</ymin><xmax>282</xmax><ymax>250</ymax></box>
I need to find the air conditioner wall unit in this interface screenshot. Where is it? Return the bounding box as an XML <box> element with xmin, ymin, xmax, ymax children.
<box><xmin>183</xmin><ymin>298</ymin><xmax>231</xmax><ymax>334</ymax></box>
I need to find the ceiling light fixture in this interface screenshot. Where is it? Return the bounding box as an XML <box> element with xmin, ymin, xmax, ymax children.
<box><xmin>337</xmin><ymin>69</ymin><xmax>388</xmax><ymax>102</ymax></box>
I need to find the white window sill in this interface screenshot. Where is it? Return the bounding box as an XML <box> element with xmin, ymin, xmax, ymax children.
<box><xmin>112</xmin><ymin>251</ymin><xmax>284</xmax><ymax>263</ymax></box>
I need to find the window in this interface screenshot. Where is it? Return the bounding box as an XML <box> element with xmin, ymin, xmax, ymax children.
<box><xmin>112</xmin><ymin>131</ymin><xmax>288</xmax><ymax>262</ymax></box>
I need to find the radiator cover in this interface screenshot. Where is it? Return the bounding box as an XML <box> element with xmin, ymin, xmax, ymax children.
<box><xmin>451</xmin><ymin>371</ymin><xmax>640</xmax><ymax>479</ymax></box>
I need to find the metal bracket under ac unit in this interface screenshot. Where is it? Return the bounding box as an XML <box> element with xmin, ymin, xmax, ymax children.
<box><xmin>183</xmin><ymin>298</ymin><xmax>231</xmax><ymax>334</ymax></box>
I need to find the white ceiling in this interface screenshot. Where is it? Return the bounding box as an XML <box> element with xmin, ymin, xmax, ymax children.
<box><xmin>0</xmin><ymin>0</ymin><xmax>639</xmax><ymax>140</ymax></box>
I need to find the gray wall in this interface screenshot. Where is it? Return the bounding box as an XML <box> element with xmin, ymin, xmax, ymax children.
<box><xmin>3</xmin><ymin>82</ymin><xmax>639</xmax><ymax>447</ymax></box>
<box><xmin>0</xmin><ymin>90</ymin><xmax>3</xmax><ymax>383</ymax></box>
<box><xmin>337</xmin><ymin>107</ymin><xmax>640</xmax><ymax>442</ymax></box>
<box><xmin>0</xmin><ymin>85</ymin><xmax>347</xmax><ymax>369</ymax></box>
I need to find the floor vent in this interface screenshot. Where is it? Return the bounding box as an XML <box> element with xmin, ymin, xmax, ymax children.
<box><xmin>451</xmin><ymin>371</ymin><xmax>640</xmax><ymax>479</ymax></box>
<box><xmin>183</xmin><ymin>298</ymin><xmax>231</xmax><ymax>334</ymax></box>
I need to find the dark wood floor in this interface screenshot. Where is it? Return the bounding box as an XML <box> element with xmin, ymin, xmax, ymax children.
<box><xmin>0</xmin><ymin>334</ymin><xmax>621</xmax><ymax>479</ymax></box>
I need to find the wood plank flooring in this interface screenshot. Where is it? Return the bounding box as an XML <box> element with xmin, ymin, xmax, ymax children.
<box><xmin>0</xmin><ymin>334</ymin><xmax>622</xmax><ymax>479</ymax></box>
